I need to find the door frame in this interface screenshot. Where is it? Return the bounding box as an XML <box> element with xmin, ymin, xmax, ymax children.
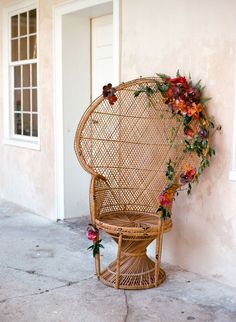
<box><xmin>53</xmin><ymin>0</ymin><xmax>121</xmax><ymax>220</ymax></box>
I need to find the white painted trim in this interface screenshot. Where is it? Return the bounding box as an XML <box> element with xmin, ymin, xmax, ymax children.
<box><xmin>2</xmin><ymin>0</ymin><xmax>40</xmax><ymax>148</ymax></box>
<box><xmin>229</xmin><ymin>171</ymin><xmax>236</xmax><ymax>181</ymax></box>
<box><xmin>229</xmin><ymin>62</ymin><xmax>236</xmax><ymax>181</ymax></box>
<box><xmin>112</xmin><ymin>0</ymin><xmax>121</xmax><ymax>86</ymax></box>
<box><xmin>3</xmin><ymin>0</ymin><xmax>37</xmax><ymax>15</ymax></box>
<box><xmin>3</xmin><ymin>138</ymin><xmax>40</xmax><ymax>150</ymax></box>
<box><xmin>53</xmin><ymin>0</ymin><xmax>121</xmax><ymax>220</ymax></box>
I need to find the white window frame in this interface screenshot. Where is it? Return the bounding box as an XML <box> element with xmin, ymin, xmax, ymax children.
<box><xmin>3</xmin><ymin>0</ymin><xmax>40</xmax><ymax>150</ymax></box>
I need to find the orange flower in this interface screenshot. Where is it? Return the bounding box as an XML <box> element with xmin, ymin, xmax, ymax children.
<box><xmin>187</xmin><ymin>103</ymin><xmax>202</xmax><ymax>117</ymax></box>
<box><xmin>175</xmin><ymin>99</ymin><xmax>188</xmax><ymax>114</ymax></box>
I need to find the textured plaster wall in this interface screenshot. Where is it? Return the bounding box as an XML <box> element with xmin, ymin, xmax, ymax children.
<box><xmin>0</xmin><ymin>0</ymin><xmax>62</xmax><ymax>219</ymax></box>
<box><xmin>121</xmin><ymin>0</ymin><xmax>236</xmax><ymax>287</ymax></box>
<box><xmin>0</xmin><ymin>0</ymin><xmax>236</xmax><ymax>287</ymax></box>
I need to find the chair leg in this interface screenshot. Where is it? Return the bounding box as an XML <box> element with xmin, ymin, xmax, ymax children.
<box><xmin>116</xmin><ymin>234</ymin><xmax>123</xmax><ymax>288</ymax></box>
<box><xmin>95</xmin><ymin>231</ymin><xmax>101</xmax><ymax>278</ymax></box>
<box><xmin>155</xmin><ymin>221</ymin><xmax>164</xmax><ymax>287</ymax></box>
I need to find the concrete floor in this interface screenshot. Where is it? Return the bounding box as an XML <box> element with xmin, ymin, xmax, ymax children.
<box><xmin>0</xmin><ymin>200</ymin><xmax>236</xmax><ymax>322</ymax></box>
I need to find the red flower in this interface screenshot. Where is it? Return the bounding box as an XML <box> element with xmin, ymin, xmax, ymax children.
<box><xmin>159</xmin><ymin>190</ymin><xmax>173</xmax><ymax>207</ymax></box>
<box><xmin>186</xmin><ymin>168</ymin><xmax>196</xmax><ymax>179</ymax></box>
<box><xmin>87</xmin><ymin>225</ymin><xmax>98</xmax><ymax>241</ymax></box>
<box><xmin>169</xmin><ymin>76</ymin><xmax>189</xmax><ymax>90</ymax></box>
<box><xmin>166</xmin><ymin>88</ymin><xmax>174</xmax><ymax>98</ymax></box>
<box><xmin>108</xmin><ymin>95</ymin><xmax>117</xmax><ymax>105</ymax></box>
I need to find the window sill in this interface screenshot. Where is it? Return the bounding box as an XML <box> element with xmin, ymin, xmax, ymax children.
<box><xmin>3</xmin><ymin>138</ymin><xmax>40</xmax><ymax>151</ymax></box>
<box><xmin>229</xmin><ymin>170</ymin><xmax>236</xmax><ymax>181</ymax></box>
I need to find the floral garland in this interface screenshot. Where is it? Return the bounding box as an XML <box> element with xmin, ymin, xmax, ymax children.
<box><xmin>87</xmin><ymin>72</ymin><xmax>215</xmax><ymax>254</ymax></box>
<box><xmin>132</xmin><ymin>72</ymin><xmax>215</xmax><ymax>220</ymax></box>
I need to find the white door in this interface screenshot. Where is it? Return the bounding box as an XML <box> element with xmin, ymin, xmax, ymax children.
<box><xmin>63</xmin><ymin>14</ymin><xmax>113</xmax><ymax>219</ymax></box>
<box><xmin>92</xmin><ymin>14</ymin><xmax>113</xmax><ymax>100</ymax></box>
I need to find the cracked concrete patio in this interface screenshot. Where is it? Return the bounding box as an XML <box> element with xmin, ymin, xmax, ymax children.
<box><xmin>0</xmin><ymin>200</ymin><xmax>236</xmax><ymax>322</ymax></box>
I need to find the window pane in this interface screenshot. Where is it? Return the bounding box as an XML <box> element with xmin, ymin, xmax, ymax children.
<box><xmin>32</xmin><ymin>63</ymin><xmax>37</xmax><ymax>86</ymax></box>
<box><xmin>11</xmin><ymin>15</ymin><xmax>18</xmax><ymax>38</ymax></box>
<box><xmin>23</xmin><ymin>113</ymin><xmax>30</xmax><ymax>136</ymax></box>
<box><xmin>29</xmin><ymin>9</ymin><xmax>36</xmax><ymax>34</ymax></box>
<box><xmin>32</xmin><ymin>114</ymin><xmax>38</xmax><ymax>137</ymax></box>
<box><xmin>14</xmin><ymin>113</ymin><xmax>22</xmax><ymax>135</ymax></box>
<box><xmin>20</xmin><ymin>12</ymin><xmax>27</xmax><ymax>36</ymax></box>
<box><xmin>23</xmin><ymin>64</ymin><xmax>30</xmax><ymax>87</ymax></box>
<box><xmin>11</xmin><ymin>39</ymin><xmax>18</xmax><ymax>61</ymax></box>
<box><xmin>29</xmin><ymin>35</ymin><xmax>37</xmax><ymax>59</ymax></box>
<box><xmin>23</xmin><ymin>89</ymin><xmax>30</xmax><ymax>111</ymax></box>
<box><xmin>14</xmin><ymin>66</ymin><xmax>21</xmax><ymax>88</ymax></box>
<box><xmin>14</xmin><ymin>90</ymin><xmax>21</xmax><ymax>111</ymax></box>
<box><xmin>20</xmin><ymin>37</ymin><xmax>27</xmax><ymax>60</ymax></box>
<box><xmin>32</xmin><ymin>89</ymin><xmax>37</xmax><ymax>112</ymax></box>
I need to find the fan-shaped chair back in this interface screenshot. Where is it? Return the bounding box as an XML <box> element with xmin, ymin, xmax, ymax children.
<box><xmin>75</xmin><ymin>78</ymin><xmax>195</xmax><ymax>218</ymax></box>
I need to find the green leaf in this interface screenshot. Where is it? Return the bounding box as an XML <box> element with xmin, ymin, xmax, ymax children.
<box><xmin>200</xmin><ymin>97</ymin><xmax>211</xmax><ymax>104</ymax></box>
<box><xmin>184</xmin><ymin>116</ymin><xmax>192</xmax><ymax>127</ymax></box>
<box><xmin>166</xmin><ymin>159</ymin><xmax>175</xmax><ymax>181</ymax></box>
<box><xmin>156</xmin><ymin>73</ymin><xmax>169</xmax><ymax>80</ymax></box>
<box><xmin>145</xmin><ymin>86</ymin><xmax>154</xmax><ymax>97</ymax></box>
<box><xmin>134</xmin><ymin>90</ymin><xmax>141</xmax><ymax>97</ymax></box>
<box><xmin>195</xmin><ymin>79</ymin><xmax>202</xmax><ymax>90</ymax></box>
<box><xmin>209</xmin><ymin>121</ymin><xmax>215</xmax><ymax>128</ymax></box>
<box><xmin>208</xmin><ymin>147</ymin><xmax>215</xmax><ymax>157</ymax></box>
<box><xmin>197</xmin><ymin>166</ymin><xmax>203</xmax><ymax>175</ymax></box>
<box><xmin>187</xmin><ymin>183</ymin><xmax>192</xmax><ymax>195</ymax></box>
<box><xmin>201</xmin><ymin>140</ymin><xmax>207</xmax><ymax>148</ymax></box>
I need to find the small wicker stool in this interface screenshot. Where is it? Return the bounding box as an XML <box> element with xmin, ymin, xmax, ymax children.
<box><xmin>75</xmin><ymin>78</ymin><xmax>189</xmax><ymax>289</ymax></box>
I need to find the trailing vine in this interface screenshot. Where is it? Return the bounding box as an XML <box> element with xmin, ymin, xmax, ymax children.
<box><xmin>133</xmin><ymin>72</ymin><xmax>215</xmax><ymax>220</ymax></box>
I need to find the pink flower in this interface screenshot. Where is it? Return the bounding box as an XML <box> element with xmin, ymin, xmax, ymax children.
<box><xmin>87</xmin><ymin>225</ymin><xmax>98</xmax><ymax>241</ymax></box>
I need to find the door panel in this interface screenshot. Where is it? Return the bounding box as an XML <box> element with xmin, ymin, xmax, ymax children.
<box><xmin>63</xmin><ymin>13</ymin><xmax>113</xmax><ymax>219</ymax></box>
<box><xmin>92</xmin><ymin>14</ymin><xmax>113</xmax><ymax>100</ymax></box>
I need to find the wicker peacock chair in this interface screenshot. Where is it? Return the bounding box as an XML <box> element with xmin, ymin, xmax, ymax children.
<box><xmin>74</xmin><ymin>77</ymin><xmax>202</xmax><ymax>290</ymax></box>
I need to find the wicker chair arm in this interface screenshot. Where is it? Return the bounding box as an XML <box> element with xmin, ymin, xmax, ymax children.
<box><xmin>90</xmin><ymin>174</ymin><xmax>109</xmax><ymax>223</ymax></box>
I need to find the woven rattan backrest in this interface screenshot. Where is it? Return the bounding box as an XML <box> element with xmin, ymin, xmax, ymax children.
<box><xmin>75</xmin><ymin>78</ymin><xmax>198</xmax><ymax>216</ymax></box>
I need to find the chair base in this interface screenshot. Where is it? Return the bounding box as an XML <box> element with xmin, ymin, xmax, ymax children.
<box><xmin>99</xmin><ymin>254</ymin><xmax>166</xmax><ymax>290</ymax></box>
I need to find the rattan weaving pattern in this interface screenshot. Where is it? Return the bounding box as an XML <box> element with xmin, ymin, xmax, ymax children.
<box><xmin>75</xmin><ymin>78</ymin><xmax>199</xmax><ymax>289</ymax></box>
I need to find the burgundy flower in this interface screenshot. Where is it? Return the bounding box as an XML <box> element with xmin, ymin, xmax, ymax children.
<box><xmin>198</xmin><ymin>127</ymin><xmax>208</xmax><ymax>139</ymax></box>
<box><xmin>180</xmin><ymin>167</ymin><xmax>196</xmax><ymax>184</ymax></box>
<box><xmin>169</xmin><ymin>76</ymin><xmax>189</xmax><ymax>90</ymax></box>
<box><xmin>188</xmin><ymin>87</ymin><xmax>201</xmax><ymax>103</ymax></box>
<box><xmin>103</xmin><ymin>83</ymin><xmax>117</xmax><ymax>105</ymax></box>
